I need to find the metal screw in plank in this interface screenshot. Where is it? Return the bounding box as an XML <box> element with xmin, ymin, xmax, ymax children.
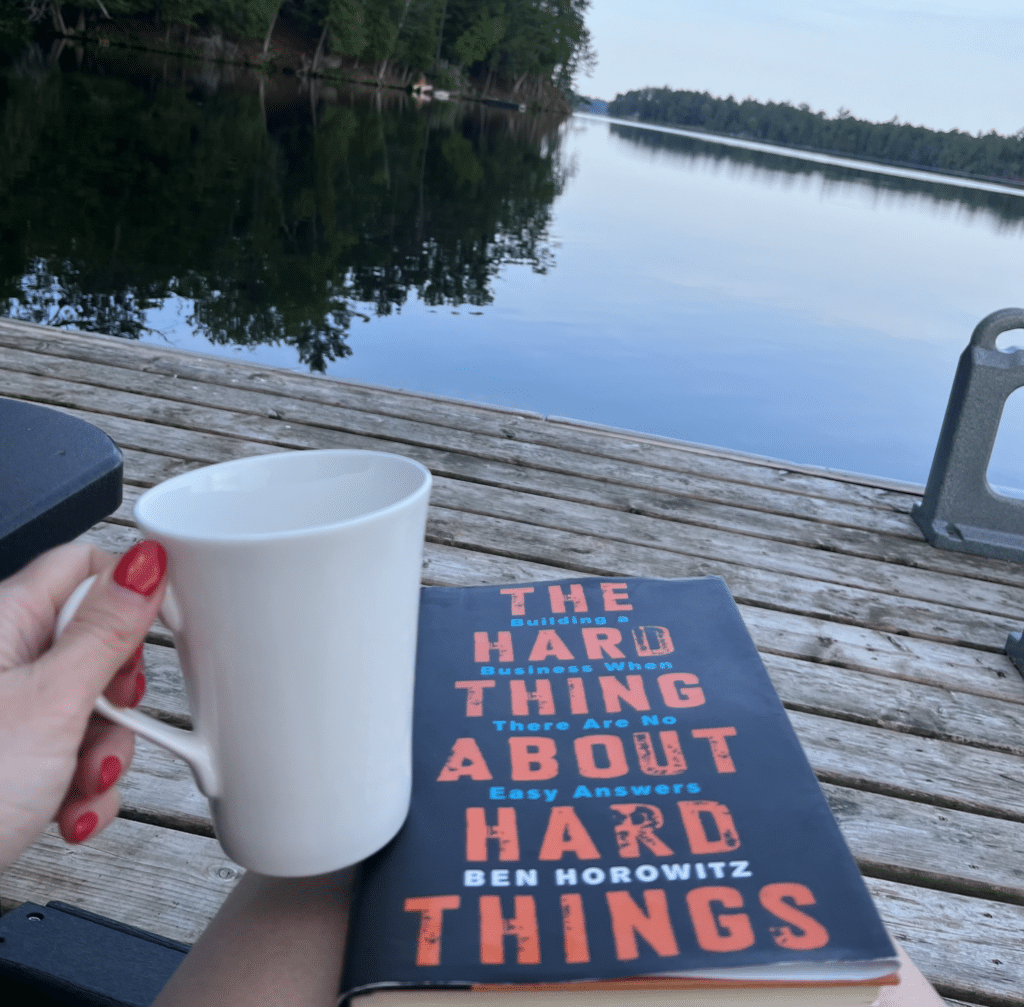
<box><xmin>911</xmin><ymin>307</ymin><xmax>1024</xmax><ymax>563</ymax></box>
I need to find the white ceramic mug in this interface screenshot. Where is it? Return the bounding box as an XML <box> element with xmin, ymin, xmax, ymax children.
<box><xmin>57</xmin><ymin>449</ymin><xmax>432</xmax><ymax>876</ymax></box>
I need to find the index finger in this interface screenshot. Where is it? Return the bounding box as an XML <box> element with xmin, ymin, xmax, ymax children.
<box><xmin>0</xmin><ymin>543</ymin><xmax>116</xmax><ymax>668</ymax></box>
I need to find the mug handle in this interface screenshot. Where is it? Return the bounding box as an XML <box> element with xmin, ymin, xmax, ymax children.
<box><xmin>56</xmin><ymin>576</ymin><xmax>220</xmax><ymax>798</ymax></box>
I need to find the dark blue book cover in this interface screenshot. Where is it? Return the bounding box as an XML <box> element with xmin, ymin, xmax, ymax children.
<box><xmin>342</xmin><ymin>577</ymin><xmax>896</xmax><ymax>994</ymax></box>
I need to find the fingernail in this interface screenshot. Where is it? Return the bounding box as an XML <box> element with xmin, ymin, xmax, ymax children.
<box><xmin>129</xmin><ymin>673</ymin><xmax>146</xmax><ymax>708</ymax></box>
<box><xmin>113</xmin><ymin>541</ymin><xmax>166</xmax><ymax>598</ymax></box>
<box><xmin>72</xmin><ymin>811</ymin><xmax>98</xmax><ymax>844</ymax></box>
<box><xmin>116</xmin><ymin>643</ymin><xmax>144</xmax><ymax>678</ymax></box>
<box><xmin>99</xmin><ymin>756</ymin><xmax>122</xmax><ymax>793</ymax></box>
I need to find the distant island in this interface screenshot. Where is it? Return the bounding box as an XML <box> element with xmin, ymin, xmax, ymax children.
<box><xmin>607</xmin><ymin>87</ymin><xmax>1024</xmax><ymax>187</ymax></box>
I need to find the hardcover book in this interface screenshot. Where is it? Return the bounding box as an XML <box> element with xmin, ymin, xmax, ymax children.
<box><xmin>341</xmin><ymin>577</ymin><xmax>898</xmax><ymax>1005</ymax></box>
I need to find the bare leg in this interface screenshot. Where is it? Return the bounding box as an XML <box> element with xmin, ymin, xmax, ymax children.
<box><xmin>877</xmin><ymin>940</ymin><xmax>945</xmax><ymax>1007</ymax></box>
<box><xmin>153</xmin><ymin>867</ymin><xmax>355</xmax><ymax>1007</ymax></box>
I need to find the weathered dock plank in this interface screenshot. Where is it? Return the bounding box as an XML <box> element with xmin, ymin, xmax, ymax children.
<box><xmin>2</xmin><ymin>319</ymin><xmax>1021</xmax><ymax>1005</ymax></box>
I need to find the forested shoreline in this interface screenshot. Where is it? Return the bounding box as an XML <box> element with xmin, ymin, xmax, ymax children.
<box><xmin>608</xmin><ymin>87</ymin><xmax>1024</xmax><ymax>186</ymax></box>
<box><xmin>0</xmin><ymin>0</ymin><xmax>594</xmax><ymax>109</ymax></box>
<box><xmin>0</xmin><ymin>52</ymin><xmax>570</xmax><ymax>369</ymax></box>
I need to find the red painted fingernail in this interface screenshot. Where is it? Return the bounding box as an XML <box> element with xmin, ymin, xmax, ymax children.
<box><xmin>129</xmin><ymin>673</ymin><xmax>146</xmax><ymax>708</ymax></box>
<box><xmin>113</xmin><ymin>541</ymin><xmax>166</xmax><ymax>597</ymax></box>
<box><xmin>72</xmin><ymin>811</ymin><xmax>98</xmax><ymax>844</ymax></box>
<box><xmin>116</xmin><ymin>643</ymin><xmax>144</xmax><ymax>678</ymax></box>
<box><xmin>99</xmin><ymin>756</ymin><xmax>122</xmax><ymax>793</ymax></box>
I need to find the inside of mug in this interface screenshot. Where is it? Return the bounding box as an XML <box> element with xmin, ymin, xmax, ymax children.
<box><xmin>136</xmin><ymin>451</ymin><xmax>428</xmax><ymax>538</ymax></box>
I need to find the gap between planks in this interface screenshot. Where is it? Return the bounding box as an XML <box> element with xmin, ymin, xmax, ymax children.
<box><xmin>0</xmin><ymin>322</ymin><xmax>929</xmax><ymax>515</ymax></box>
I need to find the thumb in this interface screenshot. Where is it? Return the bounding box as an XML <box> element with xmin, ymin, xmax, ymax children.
<box><xmin>38</xmin><ymin>541</ymin><xmax>167</xmax><ymax>709</ymax></box>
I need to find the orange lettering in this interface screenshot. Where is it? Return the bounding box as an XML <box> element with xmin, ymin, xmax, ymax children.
<box><xmin>600</xmin><ymin>582</ymin><xmax>633</xmax><ymax>611</ymax></box>
<box><xmin>657</xmin><ymin>673</ymin><xmax>705</xmax><ymax>708</ymax></box>
<box><xmin>599</xmin><ymin>674</ymin><xmax>650</xmax><ymax>712</ymax></box>
<box><xmin>538</xmin><ymin>806</ymin><xmax>602</xmax><ymax>860</ymax></box>
<box><xmin>691</xmin><ymin>727</ymin><xmax>737</xmax><ymax>772</ymax></box>
<box><xmin>678</xmin><ymin>801</ymin><xmax>740</xmax><ymax>854</ymax></box>
<box><xmin>606</xmin><ymin>889</ymin><xmax>679</xmax><ymax>959</ymax></box>
<box><xmin>610</xmin><ymin>803</ymin><xmax>675</xmax><ymax>858</ymax></box>
<box><xmin>759</xmin><ymin>883</ymin><xmax>830</xmax><ymax>950</ymax></box>
<box><xmin>510</xmin><ymin>679</ymin><xmax>555</xmax><ymax>716</ymax></box>
<box><xmin>454</xmin><ymin>680</ymin><xmax>495</xmax><ymax>717</ymax></box>
<box><xmin>528</xmin><ymin>629</ymin><xmax>575</xmax><ymax>661</ymax></box>
<box><xmin>479</xmin><ymin>895</ymin><xmax>540</xmax><ymax>964</ymax></box>
<box><xmin>475</xmin><ymin>631</ymin><xmax>513</xmax><ymax>662</ymax></box>
<box><xmin>500</xmin><ymin>587</ymin><xmax>534</xmax><ymax>616</ymax></box>
<box><xmin>548</xmin><ymin>584</ymin><xmax>589</xmax><ymax>613</ymax></box>
<box><xmin>632</xmin><ymin>625</ymin><xmax>674</xmax><ymax>656</ymax></box>
<box><xmin>581</xmin><ymin>627</ymin><xmax>625</xmax><ymax>659</ymax></box>
<box><xmin>509</xmin><ymin>737</ymin><xmax>559</xmax><ymax>780</ymax></box>
<box><xmin>633</xmin><ymin>731</ymin><xmax>687</xmax><ymax>776</ymax></box>
<box><xmin>574</xmin><ymin>734</ymin><xmax>630</xmax><ymax>779</ymax></box>
<box><xmin>465</xmin><ymin>807</ymin><xmax>520</xmax><ymax>861</ymax></box>
<box><xmin>560</xmin><ymin>893</ymin><xmax>590</xmax><ymax>963</ymax></box>
<box><xmin>567</xmin><ymin>677</ymin><xmax>589</xmax><ymax>714</ymax></box>
<box><xmin>686</xmin><ymin>887</ymin><xmax>754</xmax><ymax>952</ymax></box>
<box><xmin>404</xmin><ymin>896</ymin><xmax>461</xmax><ymax>966</ymax></box>
<box><xmin>437</xmin><ymin>738</ymin><xmax>493</xmax><ymax>781</ymax></box>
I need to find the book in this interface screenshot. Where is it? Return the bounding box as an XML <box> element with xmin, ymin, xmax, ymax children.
<box><xmin>340</xmin><ymin>577</ymin><xmax>899</xmax><ymax>1005</ymax></box>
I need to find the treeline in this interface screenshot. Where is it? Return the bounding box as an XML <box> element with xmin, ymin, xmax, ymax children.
<box><xmin>0</xmin><ymin>51</ymin><xmax>569</xmax><ymax>370</ymax></box>
<box><xmin>1</xmin><ymin>0</ymin><xmax>594</xmax><ymax>99</ymax></box>
<box><xmin>608</xmin><ymin>87</ymin><xmax>1024</xmax><ymax>185</ymax></box>
<box><xmin>608</xmin><ymin>123</ymin><xmax>1024</xmax><ymax>233</ymax></box>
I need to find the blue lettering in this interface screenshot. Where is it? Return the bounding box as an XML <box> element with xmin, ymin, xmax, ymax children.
<box><xmin>493</xmin><ymin>721</ymin><xmax>506</xmax><ymax>731</ymax></box>
<box><xmin>510</xmin><ymin>721</ymin><xmax>525</xmax><ymax>731</ymax></box>
<box><xmin>509</xmin><ymin>789</ymin><xmax>524</xmax><ymax>799</ymax></box>
<box><xmin>630</xmin><ymin>785</ymin><xmax>652</xmax><ymax>796</ymax></box>
<box><xmin>544</xmin><ymin>789</ymin><xmax>558</xmax><ymax>802</ymax></box>
<box><xmin>490</xmin><ymin>786</ymin><xmax>506</xmax><ymax>799</ymax></box>
<box><xmin>481</xmin><ymin>666</ymin><xmax>496</xmax><ymax>676</ymax></box>
<box><xmin>641</xmin><ymin>715</ymin><xmax>660</xmax><ymax>726</ymax></box>
<box><xmin>573</xmin><ymin>785</ymin><xmax>593</xmax><ymax>799</ymax></box>
<box><xmin>604</xmin><ymin>662</ymin><xmax>625</xmax><ymax>671</ymax></box>
<box><xmin>594</xmin><ymin>787</ymin><xmax>611</xmax><ymax>798</ymax></box>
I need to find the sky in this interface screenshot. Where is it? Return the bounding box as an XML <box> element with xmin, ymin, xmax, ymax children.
<box><xmin>583</xmin><ymin>0</ymin><xmax>1024</xmax><ymax>136</ymax></box>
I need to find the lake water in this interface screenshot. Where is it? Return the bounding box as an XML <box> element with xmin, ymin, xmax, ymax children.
<box><xmin>4</xmin><ymin>51</ymin><xmax>1024</xmax><ymax>488</ymax></box>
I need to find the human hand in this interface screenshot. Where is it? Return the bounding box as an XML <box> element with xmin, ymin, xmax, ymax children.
<box><xmin>0</xmin><ymin>540</ymin><xmax>166</xmax><ymax>868</ymax></box>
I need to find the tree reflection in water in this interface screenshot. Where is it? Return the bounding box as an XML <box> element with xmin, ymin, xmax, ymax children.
<box><xmin>0</xmin><ymin>45</ymin><xmax>570</xmax><ymax>371</ymax></box>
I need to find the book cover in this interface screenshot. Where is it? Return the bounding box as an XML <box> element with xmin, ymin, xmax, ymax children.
<box><xmin>342</xmin><ymin>577</ymin><xmax>896</xmax><ymax>995</ymax></box>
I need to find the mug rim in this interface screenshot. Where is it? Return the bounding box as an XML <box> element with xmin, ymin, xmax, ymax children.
<box><xmin>134</xmin><ymin>449</ymin><xmax>432</xmax><ymax>544</ymax></box>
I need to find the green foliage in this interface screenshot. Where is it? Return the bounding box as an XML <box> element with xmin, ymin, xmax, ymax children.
<box><xmin>608</xmin><ymin>86</ymin><xmax>1024</xmax><ymax>184</ymax></box>
<box><xmin>0</xmin><ymin>0</ymin><xmax>592</xmax><ymax>93</ymax></box>
<box><xmin>0</xmin><ymin>56</ymin><xmax>567</xmax><ymax>368</ymax></box>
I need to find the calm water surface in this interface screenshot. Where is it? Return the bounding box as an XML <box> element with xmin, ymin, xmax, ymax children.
<box><xmin>4</xmin><ymin>53</ymin><xmax>1023</xmax><ymax>487</ymax></box>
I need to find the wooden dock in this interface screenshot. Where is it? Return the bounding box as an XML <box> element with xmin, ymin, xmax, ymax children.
<box><xmin>1</xmin><ymin>318</ymin><xmax>1022</xmax><ymax>1006</ymax></box>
